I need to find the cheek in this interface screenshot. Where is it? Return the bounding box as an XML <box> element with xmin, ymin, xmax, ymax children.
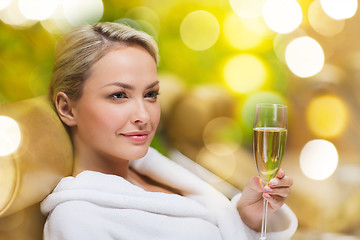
<box><xmin>76</xmin><ymin>104</ymin><xmax>126</xmax><ymax>134</ymax></box>
<box><xmin>151</xmin><ymin>104</ymin><xmax>161</xmax><ymax>127</ymax></box>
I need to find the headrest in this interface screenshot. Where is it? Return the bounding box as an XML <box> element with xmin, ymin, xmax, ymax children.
<box><xmin>0</xmin><ymin>96</ymin><xmax>73</xmax><ymax>216</ymax></box>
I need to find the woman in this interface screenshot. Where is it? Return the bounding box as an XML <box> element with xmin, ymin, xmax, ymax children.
<box><xmin>41</xmin><ymin>22</ymin><xmax>297</xmax><ymax>239</ymax></box>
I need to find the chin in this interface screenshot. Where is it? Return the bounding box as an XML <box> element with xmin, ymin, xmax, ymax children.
<box><xmin>127</xmin><ymin>145</ymin><xmax>150</xmax><ymax>160</ymax></box>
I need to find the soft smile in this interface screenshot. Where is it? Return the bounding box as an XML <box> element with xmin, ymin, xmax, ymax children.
<box><xmin>120</xmin><ymin>131</ymin><xmax>150</xmax><ymax>142</ymax></box>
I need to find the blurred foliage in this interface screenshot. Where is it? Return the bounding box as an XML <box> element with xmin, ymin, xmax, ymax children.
<box><xmin>0</xmin><ymin>0</ymin><xmax>289</xmax><ymax>147</ymax></box>
<box><xmin>0</xmin><ymin>0</ymin><xmax>287</xmax><ymax>101</ymax></box>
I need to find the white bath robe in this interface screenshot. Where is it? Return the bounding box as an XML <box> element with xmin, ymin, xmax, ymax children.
<box><xmin>41</xmin><ymin>147</ymin><xmax>297</xmax><ymax>240</ymax></box>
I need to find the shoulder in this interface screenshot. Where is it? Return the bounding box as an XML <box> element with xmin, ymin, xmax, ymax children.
<box><xmin>44</xmin><ymin>201</ymin><xmax>104</xmax><ymax>239</ymax></box>
<box><xmin>46</xmin><ymin>201</ymin><xmax>94</xmax><ymax>227</ymax></box>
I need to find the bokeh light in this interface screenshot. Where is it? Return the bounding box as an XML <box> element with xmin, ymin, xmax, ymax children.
<box><xmin>196</xmin><ymin>147</ymin><xmax>237</xmax><ymax>180</ymax></box>
<box><xmin>115</xmin><ymin>18</ymin><xmax>142</xmax><ymax>31</ymax></box>
<box><xmin>241</xmin><ymin>16</ymin><xmax>273</xmax><ymax>36</ymax></box>
<box><xmin>229</xmin><ymin>0</ymin><xmax>265</xmax><ymax>18</ymax></box>
<box><xmin>165</xmin><ymin>84</ymin><xmax>234</xmax><ymax>147</ymax></box>
<box><xmin>285</xmin><ymin>36</ymin><xmax>325</xmax><ymax>78</ymax></box>
<box><xmin>337</xmin><ymin>165</ymin><xmax>360</xmax><ymax>184</ymax></box>
<box><xmin>180</xmin><ymin>10</ymin><xmax>220</xmax><ymax>51</ymax></box>
<box><xmin>320</xmin><ymin>0</ymin><xmax>358</xmax><ymax>20</ymax></box>
<box><xmin>262</xmin><ymin>0</ymin><xmax>303</xmax><ymax>34</ymax></box>
<box><xmin>273</xmin><ymin>29</ymin><xmax>306</xmax><ymax>63</ymax></box>
<box><xmin>239</xmin><ymin>91</ymin><xmax>286</xmax><ymax>133</ymax></box>
<box><xmin>306</xmin><ymin>95</ymin><xmax>348</xmax><ymax>139</ymax></box>
<box><xmin>313</xmin><ymin>64</ymin><xmax>345</xmax><ymax>85</ymax></box>
<box><xmin>308</xmin><ymin>0</ymin><xmax>345</xmax><ymax>37</ymax></box>
<box><xmin>299</xmin><ymin>139</ymin><xmax>338</xmax><ymax>180</ymax></box>
<box><xmin>157</xmin><ymin>73</ymin><xmax>186</xmax><ymax>117</ymax></box>
<box><xmin>63</xmin><ymin>0</ymin><xmax>103</xmax><ymax>26</ymax></box>
<box><xmin>223</xmin><ymin>54</ymin><xmax>267</xmax><ymax>94</ymax></box>
<box><xmin>0</xmin><ymin>116</ymin><xmax>21</xmax><ymax>156</ymax></box>
<box><xmin>0</xmin><ymin>0</ymin><xmax>11</xmax><ymax>11</ymax></box>
<box><xmin>0</xmin><ymin>0</ymin><xmax>36</xmax><ymax>27</ymax></box>
<box><xmin>223</xmin><ymin>13</ymin><xmax>271</xmax><ymax>50</ymax></box>
<box><xmin>203</xmin><ymin>117</ymin><xmax>242</xmax><ymax>156</ymax></box>
<box><xmin>124</xmin><ymin>7</ymin><xmax>160</xmax><ymax>40</ymax></box>
<box><xmin>18</xmin><ymin>0</ymin><xmax>58</xmax><ymax>21</ymax></box>
<box><xmin>40</xmin><ymin>5</ymin><xmax>72</xmax><ymax>35</ymax></box>
<box><xmin>124</xmin><ymin>6</ymin><xmax>160</xmax><ymax>32</ymax></box>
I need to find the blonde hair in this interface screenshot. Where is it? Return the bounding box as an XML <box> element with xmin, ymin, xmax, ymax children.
<box><xmin>49</xmin><ymin>22</ymin><xmax>159</xmax><ymax>103</ymax></box>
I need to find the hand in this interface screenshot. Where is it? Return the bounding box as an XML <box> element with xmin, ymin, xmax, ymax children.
<box><xmin>237</xmin><ymin>169</ymin><xmax>293</xmax><ymax>231</ymax></box>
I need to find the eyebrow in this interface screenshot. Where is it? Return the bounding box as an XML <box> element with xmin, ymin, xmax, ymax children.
<box><xmin>102</xmin><ymin>80</ymin><xmax>159</xmax><ymax>90</ymax></box>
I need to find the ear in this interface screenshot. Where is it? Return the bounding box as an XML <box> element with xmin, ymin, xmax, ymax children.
<box><xmin>55</xmin><ymin>92</ymin><xmax>77</xmax><ymax>127</ymax></box>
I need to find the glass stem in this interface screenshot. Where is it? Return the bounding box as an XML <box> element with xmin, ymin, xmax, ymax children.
<box><xmin>260</xmin><ymin>199</ymin><xmax>268</xmax><ymax>240</ymax></box>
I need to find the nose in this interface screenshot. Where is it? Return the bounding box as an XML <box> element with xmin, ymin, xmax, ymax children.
<box><xmin>131</xmin><ymin>99</ymin><xmax>150</xmax><ymax>126</ymax></box>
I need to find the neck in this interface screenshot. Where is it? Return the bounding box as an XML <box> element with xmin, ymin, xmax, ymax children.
<box><xmin>72</xmin><ymin>152</ymin><xmax>131</xmax><ymax>178</ymax></box>
<box><xmin>71</xmin><ymin>137</ymin><xmax>131</xmax><ymax>179</ymax></box>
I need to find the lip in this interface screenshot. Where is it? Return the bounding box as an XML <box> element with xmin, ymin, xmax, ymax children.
<box><xmin>120</xmin><ymin>131</ymin><xmax>150</xmax><ymax>142</ymax></box>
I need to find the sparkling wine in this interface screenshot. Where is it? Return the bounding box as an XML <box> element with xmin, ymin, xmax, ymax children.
<box><xmin>253</xmin><ymin>127</ymin><xmax>287</xmax><ymax>183</ymax></box>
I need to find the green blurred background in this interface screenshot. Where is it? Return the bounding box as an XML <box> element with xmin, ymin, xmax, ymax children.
<box><xmin>1</xmin><ymin>0</ymin><xmax>360</xmax><ymax>239</ymax></box>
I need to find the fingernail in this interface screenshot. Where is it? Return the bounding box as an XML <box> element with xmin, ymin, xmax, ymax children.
<box><xmin>263</xmin><ymin>193</ymin><xmax>271</xmax><ymax>199</ymax></box>
<box><xmin>270</xmin><ymin>179</ymin><xmax>278</xmax><ymax>186</ymax></box>
<box><xmin>264</xmin><ymin>186</ymin><xmax>272</xmax><ymax>192</ymax></box>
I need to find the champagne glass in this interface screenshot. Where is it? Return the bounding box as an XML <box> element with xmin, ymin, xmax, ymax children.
<box><xmin>253</xmin><ymin>103</ymin><xmax>287</xmax><ymax>240</ymax></box>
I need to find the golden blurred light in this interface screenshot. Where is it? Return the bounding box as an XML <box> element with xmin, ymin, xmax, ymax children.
<box><xmin>0</xmin><ymin>116</ymin><xmax>21</xmax><ymax>156</ymax></box>
<box><xmin>0</xmin><ymin>209</ymin><xmax>25</xmax><ymax>232</ymax></box>
<box><xmin>0</xmin><ymin>0</ymin><xmax>36</xmax><ymax>27</ymax></box>
<box><xmin>40</xmin><ymin>4</ymin><xmax>72</xmax><ymax>34</ymax></box>
<box><xmin>313</xmin><ymin>63</ymin><xmax>345</xmax><ymax>85</ymax></box>
<box><xmin>115</xmin><ymin>18</ymin><xmax>142</xmax><ymax>31</ymax></box>
<box><xmin>308</xmin><ymin>0</ymin><xmax>345</xmax><ymax>37</ymax></box>
<box><xmin>63</xmin><ymin>0</ymin><xmax>103</xmax><ymax>26</ymax></box>
<box><xmin>157</xmin><ymin>73</ymin><xmax>186</xmax><ymax>117</ymax></box>
<box><xmin>137</xmin><ymin>20</ymin><xmax>159</xmax><ymax>40</ymax></box>
<box><xmin>180</xmin><ymin>10</ymin><xmax>220</xmax><ymax>51</ymax></box>
<box><xmin>262</xmin><ymin>0</ymin><xmax>302</xmax><ymax>34</ymax></box>
<box><xmin>241</xmin><ymin>16</ymin><xmax>273</xmax><ymax>36</ymax></box>
<box><xmin>18</xmin><ymin>0</ymin><xmax>57</xmax><ymax>21</ymax></box>
<box><xmin>124</xmin><ymin>6</ymin><xmax>161</xmax><ymax>33</ymax></box>
<box><xmin>337</xmin><ymin>165</ymin><xmax>360</xmax><ymax>184</ymax></box>
<box><xmin>0</xmin><ymin>0</ymin><xmax>11</xmax><ymax>11</ymax></box>
<box><xmin>306</xmin><ymin>95</ymin><xmax>348</xmax><ymax>138</ymax></box>
<box><xmin>223</xmin><ymin>13</ymin><xmax>270</xmax><ymax>50</ymax></box>
<box><xmin>165</xmin><ymin>85</ymin><xmax>233</xmax><ymax>146</ymax></box>
<box><xmin>223</xmin><ymin>54</ymin><xmax>267</xmax><ymax>94</ymax></box>
<box><xmin>299</xmin><ymin>139</ymin><xmax>338</xmax><ymax>180</ymax></box>
<box><xmin>203</xmin><ymin>117</ymin><xmax>241</xmax><ymax>156</ymax></box>
<box><xmin>285</xmin><ymin>36</ymin><xmax>325</xmax><ymax>78</ymax></box>
<box><xmin>240</xmin><ymin>91</ymin><xmax>286</xmax><ymax>131</ymax></box>
<box><xmin>273</xmin><ymin>29</ymin><xmax>306</xmax><ymax>63</ymax></box>
<box><xmin>229</xmin><ymin>0</ymin><xmax>265</xmax><ymax>18</ymax></box>
<box><xmin>196</xmin><ymin>147</ymin><xmax>237</xmax><ymax>180</ymax></box>
<box><xmin>320</xmin><ymin>0</ymin><xmax>358</xmax><ymax>20</ymax></box>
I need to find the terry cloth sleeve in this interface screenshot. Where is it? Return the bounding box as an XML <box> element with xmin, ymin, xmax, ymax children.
<box><xmin>43</xmin><ymin>201</ymin><xmax>112</xmax><ymax>240</ymax></box>
<box><xmin>231</xmin><ymin>193</ymin><xmax>298</xmax><ymax>240</ymax></box>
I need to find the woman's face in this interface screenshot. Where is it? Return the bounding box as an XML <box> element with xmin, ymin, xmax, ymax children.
<box><xmin>71</xmin><ymin>45</ymin><xmax>160</xmax><ymax>162</ymax></box>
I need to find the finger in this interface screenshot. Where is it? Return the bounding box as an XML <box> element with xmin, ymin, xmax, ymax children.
<box><xmin>269</xmin><ymin>175</ymin><xmax>293</xmax><ymax>188</ymax></box>
<box><xmin>240</xmin><ymin>176</ymin><xmax>264</xmax><ymax>204</ymax></box>
<box><xmin>264</xmin><ymin>194</ymin><xmax>286</xmax><ymax>210</ymax></box>
<box><xmin>276</xmin><ymin>169</ymin><xmax>285</xmax><ymax>179</ymax></box>
<box><xmin>264</xmin><ymin>185</ymin><xmax>291</xmax><ymax>198</ymax></box>
<box><xmin>247</xmin><ymin>176</ymin><xmax>263</xmax><ymax>193</ymax></box>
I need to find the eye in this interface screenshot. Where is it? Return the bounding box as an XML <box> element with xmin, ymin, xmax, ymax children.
<box><xmin>145</xmin><ymin>90</ymin><xmax>160</xmax><ymax>100</ymax></box>
<box><xmin>109</xmin><ymin>92</ymin><xmax>127</xmax><ymax>99</ymax></box>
